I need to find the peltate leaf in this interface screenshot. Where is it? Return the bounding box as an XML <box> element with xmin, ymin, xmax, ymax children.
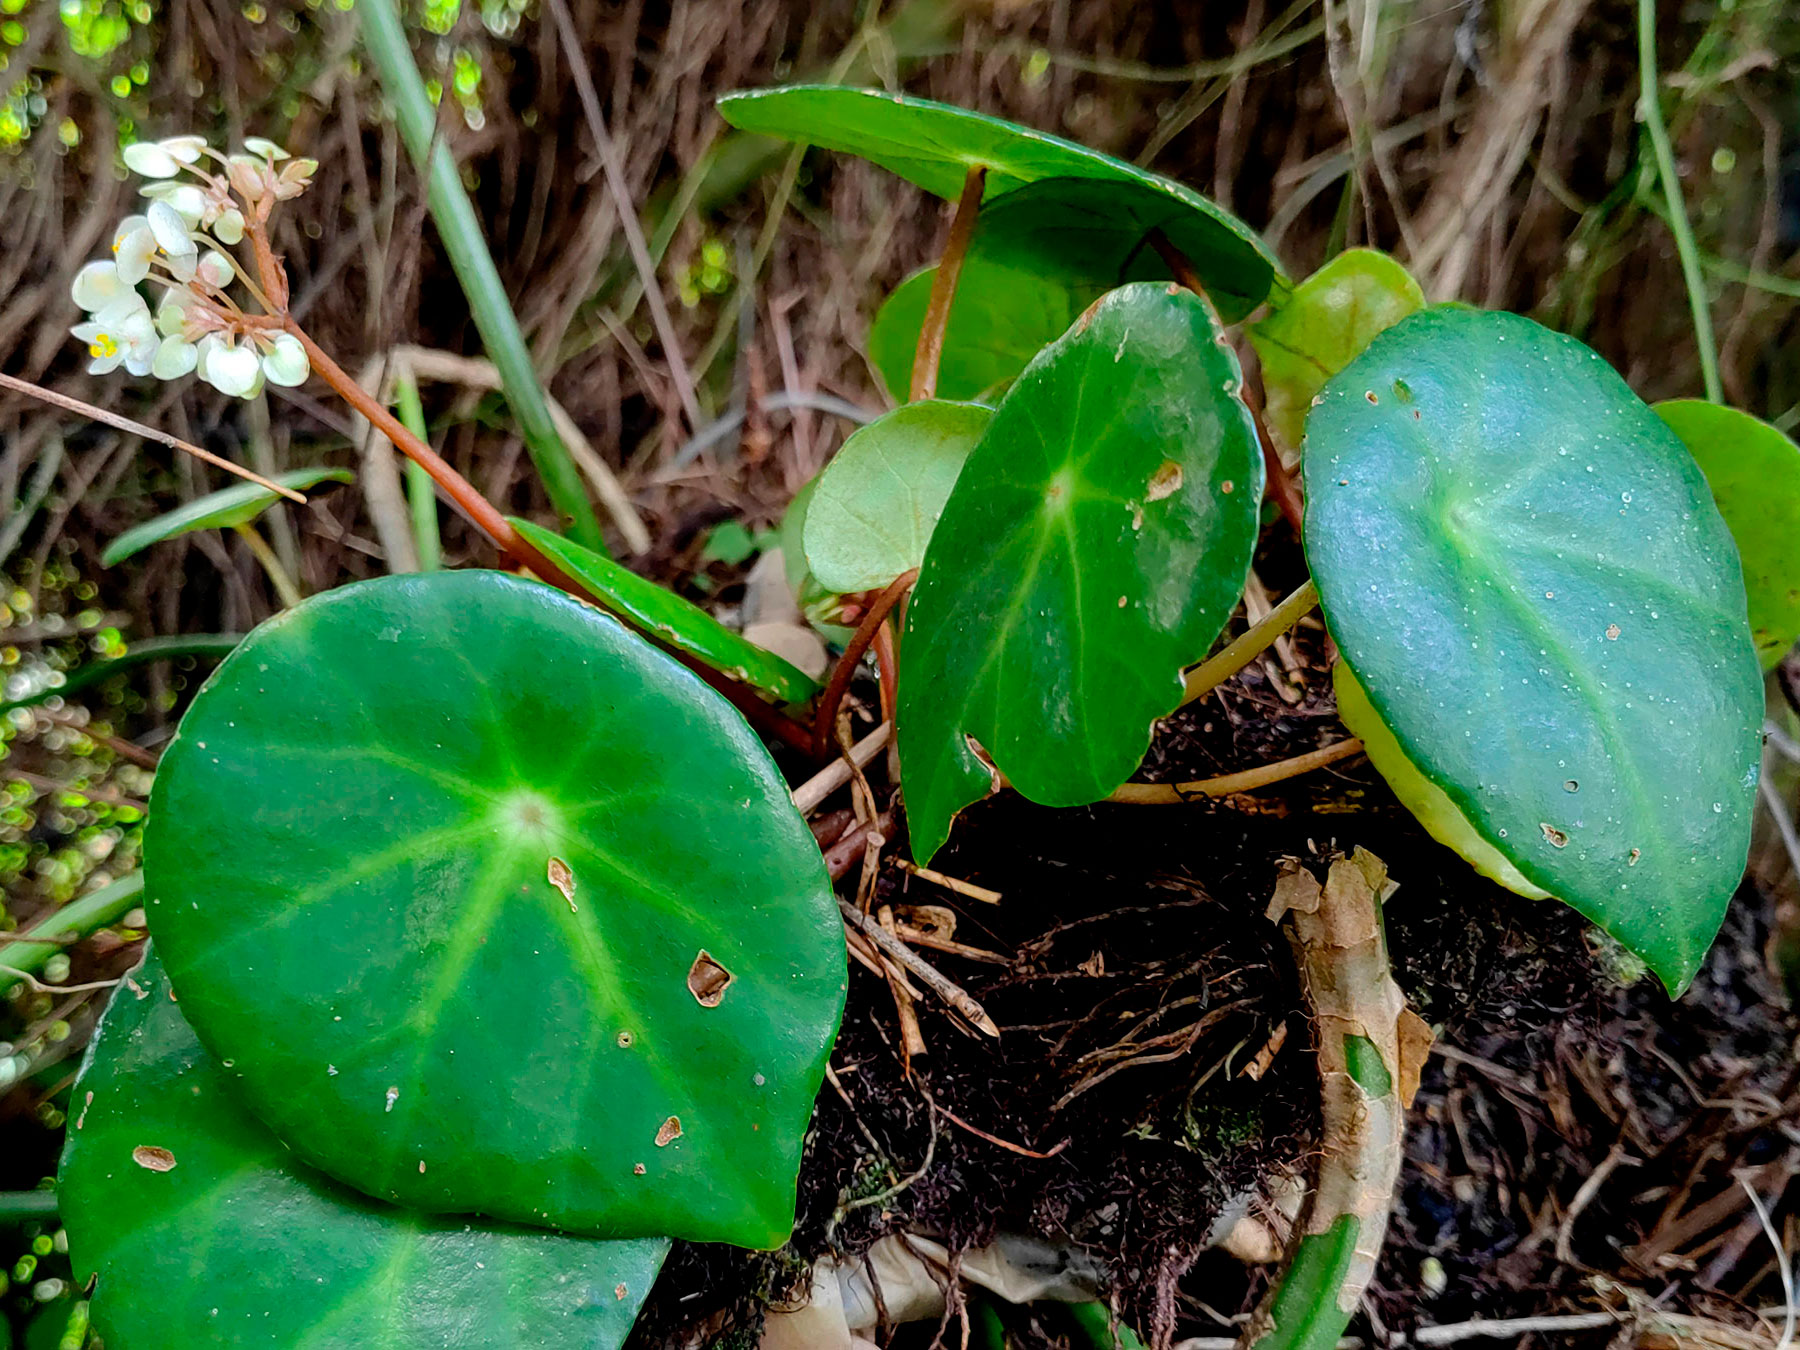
<box><xmin>899</xmin><ymin>283</ymin><xmax>1263</xmax><ymax>862</ymax></box>
<box><xmin>102</xmin><ymin>467</ymin><xmax>353</xmax><ymax>565</ymax></box>
<box><xmin>1248</xmin><ymin>248</ymin><xmax>1423</xmax><ymax>456</ymax></box>
<box><xmin>512</xmin><ymin>516</ymin><xmax>821</xmax><ymax>706</ymax></box>
<box><xmin>717</xmin><ymin>86</ymin><xmax>1281</xmax><ymax>312</ymax></box>
<box><xmin>866</xmin><ymin>258</ymin><xmax>1090</xmax><ymax>405</ymax></box>
<box><xmin>1304</xmin><ymin>307</ymin><xmax>1762</xmax><ymax>994</ymax></box>
<box><xmin>803</xmin><ymin>400</ymin><xmax>990</xmax><ymax>593</ymax></box>
<box><xmin>146</xmin><ymin>570</ymin><xmax>845</xmax><ymax>1247</ymax></box>
<box><xmin>62</xmin><ymin>948</ymin><xmax>669</xmax><ymax>1350</ymax></box>
<box><xmin>1654</xmin><ymin>399</ymin><xmax>1800</xmax><ymax>669</ymax></box>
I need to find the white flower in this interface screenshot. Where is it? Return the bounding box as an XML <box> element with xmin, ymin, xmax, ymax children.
<box><xmin>242</xmin><ymin>136</ymin><xmax>290</xmax><ymax>161</ymax></box>
<box><xmin>259</xmin><ymin>333</ymin><xmax>309</xmax><ymax>387</ymax></box>
<box><xmin>146</xmin><ymin>201</ymin><xmax>197</xmax><ymax>281</ymax></box>
<box><xmin>111</xmin><ymin>214</ymin><xmax>156</xmax><ymax>285</ymax></box>
<box><xmin>151</xmin><ymin>334</ymin><xmax>199</xmax><ymax>380</ymax></box>
<box><xmin>122</xmin><ymin>135</ymin><xmax>210</xmax><ymax>178</ymax></box>
<box><xmin>212</xmin><ymin>208</ymin><xmax>245</xmax><ymax>245</ymax></box>
<box><xmin>196</xmin><ymin>250</ymin><xmax>234</xmax><ymax>290</ymax></box>
<box><xmin>71</xmin><ymin>295</ymin><xmax>157</xmax><ymax>376</ymax></box>
<box><xmin>199</xmin><ymin>336</ymin><xmax>261</xmax><ymax>397</ymax></box>
<box><xmin>154</xmin><ymin>289</ymin><xmax>195</xmax><ymax>337</ymax></box>
<box><xmin>70</xmin><ymin>260</ymin><xmax>130</xmax><ymax>314</ymax></box>
<box><xmin>140</xmin><ymin>180</ymin><xmax>208</xmax><ymax>228</ymax></box>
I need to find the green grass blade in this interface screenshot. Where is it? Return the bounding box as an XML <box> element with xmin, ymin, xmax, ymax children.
<box><xmin>1</xmin><ymin>872</ymin><xmax>144</xmax><ymax>996</ymax></box>
<box><xmin>392</xmin><ymin>369</ymin><xmax>443</xmax><ymax>571</ymax></box>
<box><xmin>355</xmin><ymin>0</ymin><xmax>607</xmax><ymax>551</ymax></box>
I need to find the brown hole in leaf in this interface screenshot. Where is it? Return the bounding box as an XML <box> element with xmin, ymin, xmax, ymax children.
<box><xmin>132</xmin><ymin>1145</ymin><xmax>176</xmax><ymax>1173</ymax></box>
<box><xmin>633</xmin><ymin>1162</ymin><xmax>647</xmax><ymax>1175</ymax></box>
<box><xmin>655</xmin><ymin>1116</ymin><xmax>682</xmax><ymax>1147</ymax></box>
<box><xmin>1146</xmin><ymin>460</ymin><xmax>1183</xmax><ymax>502</ymax></box>
<box><xmin>615</xmin><ymin>1284</ymin><xmax>628</xmax><ymax>1301</ymax></box>
<box><xmin>1540</xmin><ymin>823</ymin><xmax>1569</xmax><ymax>849</ymax></box>
<box><xmin>617</xmin><ymin>1030</ymin><xmax>634</xmax><ymax>1049</ymax></box>
<box><xmin>687</xmin><ymin>950</ymin><xmax>734</xmax><ymax>1008</ymax></box>
<box><xmin>547</xmin><ymin>857</ymin><xmax>577</xmax><ymax>912</ymax></box>
<box><xmin>1364</xmin><ymin>390</ymin><xmax>1379</xmax><ymax>405</ymax></box>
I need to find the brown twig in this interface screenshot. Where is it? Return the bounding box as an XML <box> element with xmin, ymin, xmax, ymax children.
<box><xmin>894</xmin><ymin>858</ymin><xmax>1003</xmax><ymax>906</ymax></box>
<box><xmin>921</xmin><ymin>1086</ymin><xmax>1070</xmax><ymax>1159</ymax></box>
<box><xmin>0</xmin><ymin>371</ymin><xmax>305</xmax><ymax>503</ymax></box>
<box><xmin>1107</xmin><ymin>738</ymin><xmax>1364</xmax><ymax>804</ymax></box>
<box><xmin>840</xmin><ymin>896</ymin><xmax>1000</xmax><ymax>1038</ymax></box>
<box><xmin>814</xmin><ymin>569</ymin><xmax>918</xmax><ymax>758</ymax></box>
<box><xmin>1146</xmin><ymin>230</ymin><xmax>1305</xmax><ymax>534</ymax></box>
<box><xmin>911</xmin><ymin>166</ymin><xmax>987</xmax><ymax>402</ymax></box>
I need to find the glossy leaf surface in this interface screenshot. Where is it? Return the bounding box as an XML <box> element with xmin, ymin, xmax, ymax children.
<box><xmin>803</xmin><ymin>400</ymin><xmax>990</xmax><ymax>592</ymax></box>
<box><xmin>512</xmin><ymin>517</ymin><xmax>821</xmax><ymax>706</ymax></box>
<box><xmin>1305</xmin><ymin>308</ymin><xmax>1761</xmax><ymax>993</ymax></box>
<box><xmin>1654</xmin><ymin>399</ymin><xmax>1800</xmax><ymax>669</ymax></box>
<box><xmin>102</xmin><ymin>467</ymin><xmax>353</xmax><ymax>565</ymax></box>
<box><xmin>62</xmin><ymin>949</ymin><xmax>669</xmax><ymax>1350</ymax></box>
<box><xmin>147</xmin><ymin>571</ymin><xmax>845</xmax><ymax>1246</ymax></box>
<box><xmin>900</xmin><ymin>283</ymin><xmax>1262</xmax><ymax>861</ymax></box>
<box><xmin>717</xmin><ymin>86</ymin><xmax>1280</xmax><ymax>310</ymax></box>
<box><xmin>866</xmin><ymin>258</ymin><xmax>1089</xmax><ymax>405</ymax></box>
<box><xmin>1248</xmin><ymin>248</ymin><xmax>1424</xmax><ymax>456</ymax></box>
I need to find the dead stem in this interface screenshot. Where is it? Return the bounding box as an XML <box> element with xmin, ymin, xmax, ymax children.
<box><xmin>0</xmin><ymin>372</ymin><xmax>305</xmax><ymax>503</ymax></box>
<box><xmin>840</xmin><ymin>896</ymin><xmax>1001</xmax><ymax>1038</ymax></box>
<box><xmin>911</xmin><ymin>165</ymin><xmax>987</xmax><ymax>402</ymax></box>
<box><xmin>1108</xmin><ymin>737</ymin><xmax>1362</xmax><ymax>804</ymax></box>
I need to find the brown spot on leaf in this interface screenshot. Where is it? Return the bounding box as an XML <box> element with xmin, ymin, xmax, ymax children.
<box><xmin>687</xmin><ymin>950</ymin><xmax>733</xmax><ymax>1008</ymax></box>
<box><xmin>1364</xmin><ymin>390</ymin><xmax>1379</xmax><ymax>404</ymax></box>
<box><xmin>1146</xmin><ymin>460</ymin><xmax>1183</xmax><ymax>502</ymax></box>
<box><xmin>547</xmin><ymin>857</ymin><xmax>577</xmax><ymax>912</ymax></box>
<box><xmin>655</xmin><ymin>1116</ymin><xmax>682</xmax><ymax>1147</ymax></box>
<box><xmin>633</xmin><ymin>1162</ymin><xmax>646</xmax><ymax>1175</ymax></box>
<box><xmin>617</xmin><ymin>1031</ymin><xmax>634</xmax><ymax>1049</ymax></box>
<box><xmin>132</xmin><ymin>1145</ymin><xmax>176</xmax><ymax>1173</ymax></box>
<box><xmin>1628</xmin><ymin>848</ymin><xmax>1642</xmax><ymax>866</ymax></box>
<box><xmin>1605</xmin><ymin>624</ymin><xmax>1621</xmax><ymax>641</ymax></box>
<box><xmin>615</xmin><ymin>1284</ymin><xmax>629</xmax><ymax>1301</ymax></box>
<box><xmin>1540</xmin><ymin>823</ymin><xmax>1569</xmax><ymax>849</ymax></box>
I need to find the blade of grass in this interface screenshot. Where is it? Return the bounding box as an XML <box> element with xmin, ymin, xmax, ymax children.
<box><xmin>391</xmin><ymin>367</ymin><xmax>443</xmax><ymax>571</ymax></box>
<box><xmin>1637</xmin><ymin>0</ymin><xmax>1721</xmax><ymax>403</ymax></box>
<box><xmin>0</xmin><ymin>872</ymin><xmax>144</xmax><ymax>998</ymax></box>
<box><xmin>354</xmin><ymin>0</ymin><xmax>608</xmax><ymax>550</ymax></box>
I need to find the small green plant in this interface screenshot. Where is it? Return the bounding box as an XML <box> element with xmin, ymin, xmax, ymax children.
<box><xmin>32</xmin><ymin>71</ymin><xmax>1800</xmax><ymax>1350</ymax></box>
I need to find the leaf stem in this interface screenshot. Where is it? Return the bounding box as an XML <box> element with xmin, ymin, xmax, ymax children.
<box><xmin>815</xmin><ymin>569</ymin><xmax>918</xmax><ymax>759</ymax></box>
<box><xmin>232</xmin><ymin>521</ymin><xmax>305</xmax><ymax>608</ymax></box>
<box><xmin>1150</xmin><ymin>230</ymin><xmax>1306</xmax><ymax>530</ymax></box>
<box><xmin>1107</xmin><ymin>737</ymin><xmax>1361</xmax><ymax>804</ymax></box>
<box><xmin>1182</xmin><ymin>579</ymin><xmax>1318</xmax><ymax>707</ymax></box>
<box><xmin>0</xmin><ymin>873</ymin><xmax>144</xmax><ymax>998</ymax></box>
<box><xmin>911</xmin><ymin>165</ymin><xmax>987</xmax><ymax>402</ymax></box>
<box><xmin>0</xmin><ymin>1192</ymin><xmax>57</xmax><ymax>1223</ymax></box>
<box><xmin>1636</xmin><ymin>0</ymin><xmax>1721</xmax><ymax>403</ymax></box>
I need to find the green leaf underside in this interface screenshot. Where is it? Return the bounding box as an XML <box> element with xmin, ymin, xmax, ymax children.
<box><xmin>147</xmin><ymin>572</ymin><xmax>845</xmax><ymax>1246</ymax></box>
<box><xmin>899</xmin><ymin>282</ymin><xmax>1263</xmax><ymax>863</ymax></box>
<box><xmin>867</xmin><ymin>258</ymin><xmax>1091</xmax><ymax>405</ymax></box>
<box><xmin>102</xmin><ymin>467</ymin><xmax>354</xmax><ymax>565</ymax></box>
<box><xmin>511</xmin><ymin>517</ymin><xmax>821</xmax><ymax>707</ymax></box>
<box><xmin>1654</xmin><ymin>399</ymin><xmax>1800</xmax><ymax>670</ymax></box>
<box><xmin>803</xmin><ymin>401</ymin><xmax>990</xmax><ymax>593</ymax></box>
<box><xmin>717</xmin><ymin>86</ymin><xmax>1280</xmax><ymax>307</ymax></box>
<box><xmin>63</xmin><ymin>949</ymin><xmax>669</xmax><ymax>1350</ymax></box>
<box><xmin>1333</xmin><ymin>663</ymin><xmax>1549</xmax><ymax>902</ymax></box>
<box><xmin>1248</xmin><ymin>248</ymin><xmax>1424</xmax><ymax>456</ymax></box>
<box><xmin>1304</xmin><ymin>307</ymin><xmax>1761</xmax><ymax>994</ymax></box>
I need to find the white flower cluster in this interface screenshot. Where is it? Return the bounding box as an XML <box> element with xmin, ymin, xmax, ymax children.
<box><xmin>68</xmin><ymin>135</ymin><xmax>317</xmax><ymax>399</ymax></box>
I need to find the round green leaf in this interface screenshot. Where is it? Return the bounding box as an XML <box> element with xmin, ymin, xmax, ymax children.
<box><xmin>899</xmin><ymin>282</ymin><xmax>1263</xmax><ymax>862</ymax></box>
<box><xmin>147</xmin><ymin>571</ymin><xmax>845</xmax><ymax>1247</ymax></box>
<box><xmin>867</xmin><ymin>258</ymin><xmax>1090</xmax><ymax>405</ymax></box>
<box><xmin>1248</xmin><ymin>248</ymin><xmax>1424</xmax><ymax>455</ymax></box>
<box><xmin>102</xmin><ymin>467</ymin><xmax>353</xmax><ymax>566</ymax></box>
<box><xmin>717</xmin><ymin>85</ymin><xmax>1281</xmax><ymax>310</ymax></box>
<box><xmin>1654</xmin><ymin>399</ymin><xmax>1800</xmax><ymax>670</ymax></box>
<box><xmin>1304</xmin><ymin>307</ymin><xmax>1762</xmax><ymax>994</ymax></box>
<box><xmin>512</xmin><ymin>516</ymin><xmax>821</xmax><ymax>707</ymax></box>
<box><xmin>62</xmin><ymin>948</ymin><xmax>669</xmax><ymax>1350</ymax></box>
<box><xmin>803</xmin><ymin>400</ymin><xmax>990</xmax><ymax>593</ymax></box>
